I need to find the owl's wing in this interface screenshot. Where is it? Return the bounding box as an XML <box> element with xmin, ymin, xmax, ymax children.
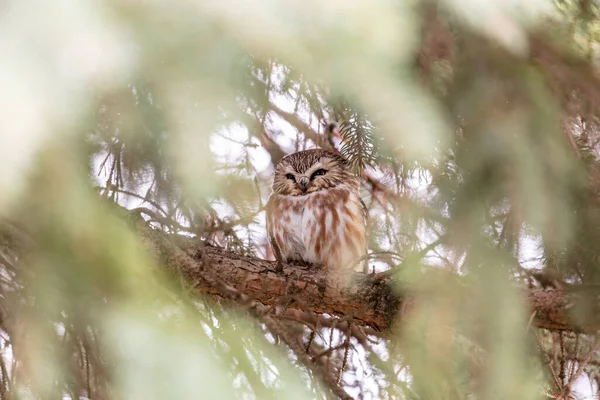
<box><xmin>359</xmin><ymin>197</ymin><xmax>369</xmax><ymax>229</ymax></box>
<box><xmin>265</xmin><ymin>196</ymin><xmax>284</xmax><ymax>272</ymax></box>
<box><xmin>270</xmin><ymin>236</ymin><xmax>284</xmax><ymax>271</ymax></box>
<box><xmin>359</xmin><ymin>196</ymin><xmax>370</xmax><ymax>273</ymax></box>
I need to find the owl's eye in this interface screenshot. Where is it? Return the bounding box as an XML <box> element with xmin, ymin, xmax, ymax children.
<box><xmin>310</xmin><ymin>169</ymin><xmax>327</xmax><ymax>180</ymax></box>
<box><xmin>285</xmin><ymin>173</ymin><xmax>296</xmax><ymax>181</ymax></box>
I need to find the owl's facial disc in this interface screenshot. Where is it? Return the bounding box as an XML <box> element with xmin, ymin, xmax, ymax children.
<box><xmin>273</xmin><ymin>150</ymin><xmax>348</xmax><ymax>196</ymax></box>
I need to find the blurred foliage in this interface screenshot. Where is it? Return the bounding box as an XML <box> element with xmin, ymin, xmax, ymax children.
<box><xmin>2</xmin><ymin>0</ymin><xmax>600</xmax><ymax>399</ymax></box>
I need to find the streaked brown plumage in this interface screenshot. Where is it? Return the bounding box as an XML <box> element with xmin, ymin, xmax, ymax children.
<box><xmin>266</xmin><ymin>149</ymin><xmax>368</xmax><ymax>281</ymax></box>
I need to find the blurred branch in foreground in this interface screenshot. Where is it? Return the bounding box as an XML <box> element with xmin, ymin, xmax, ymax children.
<box><xmin>4</xmin><ymin>0</ymin><xmax>600</xmax><ymax>399</ymax></box>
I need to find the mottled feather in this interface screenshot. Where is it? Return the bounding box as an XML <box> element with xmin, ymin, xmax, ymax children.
<box><xmin>266</xmin><ymin>149</ymin><xmax>368</xmax><ymax>281</ymax></box>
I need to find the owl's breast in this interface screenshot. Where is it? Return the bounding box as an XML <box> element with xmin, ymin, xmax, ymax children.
<box><xmin>266</xmin><ymin>188</ymin><xmax>367</xmax><ymax>271</ymax></box>
<box><xmin>266</xmin><ymin>194</ymin><xmax>311</xmax><ymax>262</ymax></box>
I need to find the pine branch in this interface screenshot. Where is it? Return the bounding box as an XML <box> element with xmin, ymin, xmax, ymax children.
<box><xmin>329</xmin><ymin>103</ymin><xmax>382</xmax><ymax>173</ymax></box>
<box><xmin>140</xmin><ymin>219</ymin><xmax>600</xmax><ymax>334</ymax></box>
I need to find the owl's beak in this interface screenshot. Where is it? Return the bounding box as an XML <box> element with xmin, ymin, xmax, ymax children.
<box><xmin>298</xmin><ymin>178</ymin><xmax>309</xmax><ymax>193</ymax></box>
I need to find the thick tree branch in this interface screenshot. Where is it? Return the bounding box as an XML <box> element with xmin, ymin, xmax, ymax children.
<box><xmin>143</xmin><ymin>227</ymin><xmax>600</xmax><ymax>334</ymax></box>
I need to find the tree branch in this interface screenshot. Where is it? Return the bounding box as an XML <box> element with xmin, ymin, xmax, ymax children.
<box><xmin>142</xmin><ymin>227</ymin><xmax>600</xmax><ymax>334</ymax></box>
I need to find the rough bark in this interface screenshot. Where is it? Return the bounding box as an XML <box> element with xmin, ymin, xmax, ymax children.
<box><xmin>144</xmin><ymin>227</ymin><xmax>600</xmax><ymax>334</ymax></box>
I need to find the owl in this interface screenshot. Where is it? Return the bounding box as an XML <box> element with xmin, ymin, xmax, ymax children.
<box><xmin>266</xmin><ymin>148</ymin><xmax>368</xmax><ymax>281</ymax></box>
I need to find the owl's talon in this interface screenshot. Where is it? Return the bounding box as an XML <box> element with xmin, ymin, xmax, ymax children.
<box><xmin>293</xmin><ymin>260</ymin><xmax>313</xmax><ymax>269</ymax></box>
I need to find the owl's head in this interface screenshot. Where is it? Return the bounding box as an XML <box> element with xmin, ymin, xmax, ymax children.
<box><xmin>272</xmin><ymin>149</ymin><xmax>354</xmax><ymax>196</ymax></box>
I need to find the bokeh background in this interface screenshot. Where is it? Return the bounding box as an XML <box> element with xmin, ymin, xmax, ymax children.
<box><xmin>1</xmin><ymin>0</ymin><xmax>600</xmax><ymax>398</ymax></box>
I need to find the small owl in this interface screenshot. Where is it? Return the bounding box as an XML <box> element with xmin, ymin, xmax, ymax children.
<box><xmin>266</xmin><ymin>148</ymin><xmax>368</xmax><ymax>280</ymax></box>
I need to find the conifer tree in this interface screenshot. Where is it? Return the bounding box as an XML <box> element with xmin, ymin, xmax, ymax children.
<box><xmin>2</xmin><ymin>1</ymin><xmax>600</xmax><ymax>399</ymax></box>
